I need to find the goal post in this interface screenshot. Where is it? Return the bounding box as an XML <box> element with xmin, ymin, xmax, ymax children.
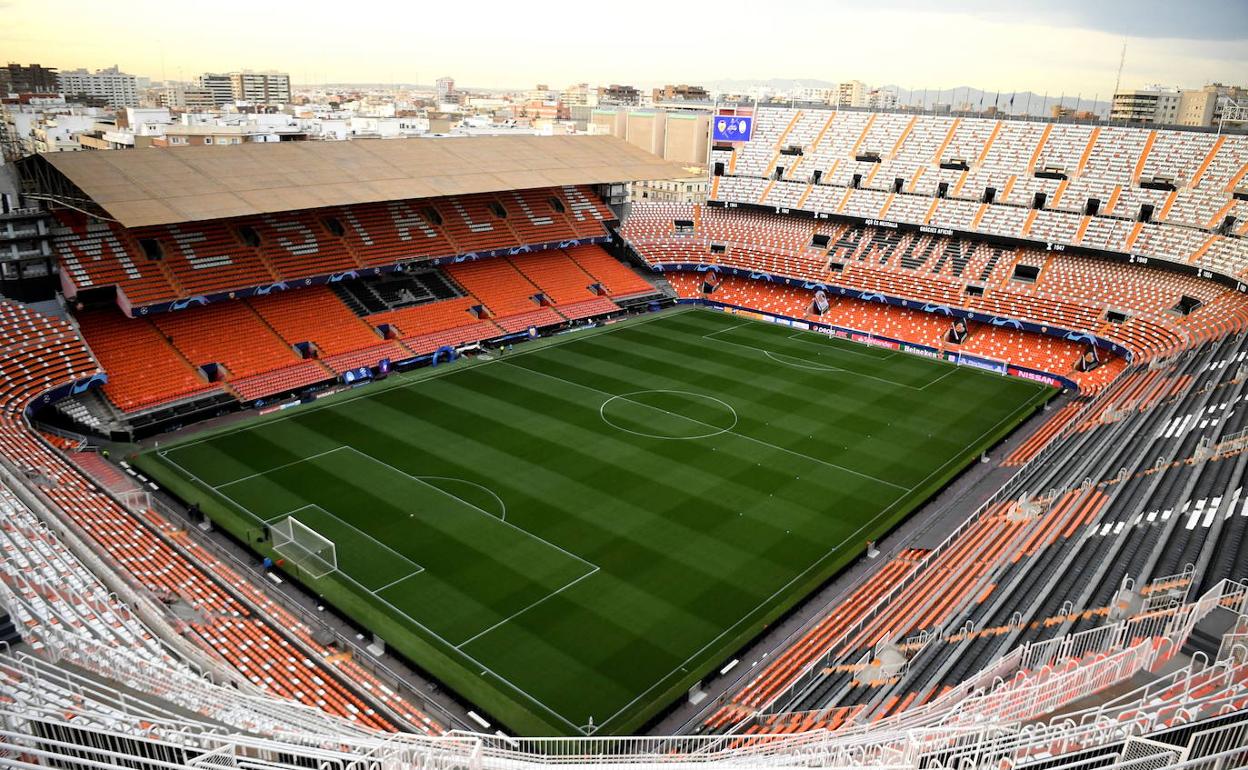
<box><xmin>270</xmin><ymin>516</ymin><xmax>337</xmax><ymax>579</ymax></box>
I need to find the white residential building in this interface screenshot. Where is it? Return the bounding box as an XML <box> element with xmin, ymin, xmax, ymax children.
<box><xmin>57</xmin><ymin>66</ymin><xmax>138</xmax><ymax>107</ymax></box>
<box><xmin>196</xmin><ymin>73</ymin><xmax>234</xmax><ymax>106</ymax></box>
<box><xmin>228</xmin><ymin>71</ymin><xmax>291</xmax><ymax>105</ymax></box>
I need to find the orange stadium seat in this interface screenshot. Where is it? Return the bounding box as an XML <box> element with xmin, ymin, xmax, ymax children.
<box><xmin>0</xmin><ymin>301</ymin><xmax>444</xmax><ymax>734</ymax></box>
<box><xmin>247</xmin><ymin>286</ymin><xmax>389</xmax><ymax>357</ymax></box>
<box><xmin>75</xmin><ymin>310</ymin><xmax>223</xmax><ymax>412</ymax></box>
<box><xmin>564</xmin><ymin>245</ymin><xmax>656</xmax><ymax>298</ymax></box>
<box><xmin>49</xmin><ymin>187</ymin><xmax>618</xmax><ymax>316</ymax></box>
<box><xmin>149</xmin><ymin>300</ymin><xmax>304</xmax><ymax>379</ymax></box>
<box><xmin>446</xmin><ymin>258</ymin><xmax>564</xmax><ymax>331</ymax></box>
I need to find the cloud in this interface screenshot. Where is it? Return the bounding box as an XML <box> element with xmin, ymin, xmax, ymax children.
<box><xmin>857</xmin><ymin>0</ymin><xmax>1248</xmax><ymax>40</ymax></box>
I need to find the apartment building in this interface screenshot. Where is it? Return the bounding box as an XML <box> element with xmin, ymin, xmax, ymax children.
<box><xmin>436</xmin><ymin>76</ymin><xmax>456</xmax><ymax>102</ymax></box>
<box><xmin>196</xmin><ymin>73</ymin><xmax>234</xmax><ymax>105</ymax></box>
<box><xmin>597</xmin><ymin>84</ymin><xmax>641</xmax><ymax>106</ymax></box>
<box><xmin>1109</xmin><ymin>84</ymin><xmax>1244</xmax><ymax>127</ymax></box>
<box><xmin>161</xmin><ymin>86</ymin><xmax>217</xmax><ymax>110</ymax></box>
<box><xmin>57</xmin><ymin>66</ymin><xmax>138</xmax><ymax>107</ymax></box>
<box><xmin>0</xmin><ymin>63</ymin><xmax>59</xmax><ymax>95</ymax></box>
<box><xmin>652</xmin><ymin>84</ymin><xmax>710</xmax><ymax>103</ymax></box>
<box><xmin>1111</xmin><ymin>87</ymin><xmax>1182</xmax><ymax>124</ymax></box>
<box><xmin>229</xmin><ymin>71</ymin><xmax>291</xmax><ymax>105</ymax></box>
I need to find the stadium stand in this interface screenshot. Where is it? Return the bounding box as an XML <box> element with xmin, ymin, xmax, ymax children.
<box><xmin>700</xmin><ymin>327</ymin><xmax>1248</xmax><ymax>733</ymax></box>
<box><xmin>616</xmin><ymin>135</ymin><xmax>1248</xmax><ymax>740</ymax></box>
<box><xmin>49</xmin><ymin>185</ymin><xmax>617</xmax><ymax>314</ymax></box>
<box><xmin>149</xmin><ymin>299</ymin><xmax>306</xmax><ymax>379</ymax></box>
<box><xmin>509</xmin><ymin>250</ymin><xmax>621</xmax><ymax>320</ymax></box>
<box><xmin>0</xmin><ymin>300</ymin><xmax>447</xmax><ymax>736</ymax></box>
<box><xmin>564</xmin><ymin>244</ymin><xmax>659</xmax><ymax>298</ymax></box>
<box><xmin>68</xmin><ymin>244</ymin><xmax>648</xmax><ymax>414</ymax></box>
<box><xmin>74</xmin><ymin>309</ymin><xmax>224</xmax><ymax>412</ymax></box>
<box><xmin>708</xmin><ymin>107</ymin><xmax>1248</xmax><ymax>276</ymax></box>
<box><xmin>621</xmin><ymin>203</ymin><xmax>1248</xmax><ymax>365</ymax></box>
<box><xmin>368</xmin><ymin>296</ymin><xmax>502</xmax><ymax>355</ymax></box>
<box><xmin>446</xmin><ymin>257</ymin><xmax>565</xmax><ymax>332</ymax></box>
<box><xmin>9</xmin><ymin>124</ymin><xmax>1248</xmax><ymax>768</ymax></box>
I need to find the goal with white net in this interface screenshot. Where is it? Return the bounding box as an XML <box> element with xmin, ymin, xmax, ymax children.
<box><xmin>270</xmin><ymin>516</ymin><xmax>338</xmax><ymax>579</ymax></box>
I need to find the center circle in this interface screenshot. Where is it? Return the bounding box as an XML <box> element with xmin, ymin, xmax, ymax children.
<box><xmin>599</xmin><ymin>390</ymin><xmax>738</xmax><ymax>440</ymax></box>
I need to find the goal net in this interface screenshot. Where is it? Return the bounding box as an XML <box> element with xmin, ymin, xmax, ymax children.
<box><xmin>271</xmin><ymin>516</ymin><xmax>337</xmax><ymax>579</ymax></box>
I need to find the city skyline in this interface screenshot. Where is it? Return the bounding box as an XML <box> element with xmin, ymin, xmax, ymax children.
<box><xmin>4</xmin><ymin>0</ymin><xmax>1246</xmax><ymax>96</ymax></box>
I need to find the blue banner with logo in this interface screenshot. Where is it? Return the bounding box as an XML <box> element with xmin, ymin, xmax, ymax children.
<box><xmin>712</xmin><ymin>114</ymin><xmax>753</xmax><ymax>142</ymax></box>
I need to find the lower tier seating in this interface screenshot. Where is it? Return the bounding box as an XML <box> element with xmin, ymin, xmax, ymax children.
<box><xmin>73</xmin><ymin>254</ymin><xmax>653</xmax><ymax>412</ymax></box>
<box><xmin>0</xmin><ymin>302</ymin><xmax>444</xmax><ymax>734</ymax></box>
<box><xmin>564</xmin><ymin>245</ymin><xmax>657</xmax><ymax>298</ymax></box>
<box><xmin>76</xmin><ymin>311</ymin><xmax>222</xmax><ymax>412</ymax></box>
<box><xmin>669</xmin><ymin>273</ymin><xmax>1124</xmax><ymax>393</ymax></box>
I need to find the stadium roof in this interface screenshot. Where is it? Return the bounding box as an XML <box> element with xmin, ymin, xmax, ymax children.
<box><xmin>38</xmin><ymin>135</ymin><xmax>701</xmax><ymax>228</ymax></box>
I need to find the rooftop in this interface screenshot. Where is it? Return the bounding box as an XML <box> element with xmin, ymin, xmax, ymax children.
<box><xmin>36</xmin><ymin>134</ymin><xmax>697</xmax><ymax>227</ymax></box>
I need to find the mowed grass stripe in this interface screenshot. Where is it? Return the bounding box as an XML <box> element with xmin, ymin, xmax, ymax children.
<box><xmin>517</xmin><ymin>318</ymin><xmax>1014</xmax><ymax>491</ymax></box>
<box><xmin>140</xmin><ymin>308</ymin><xmax>1052</xmax><ymax>735</ymax></box>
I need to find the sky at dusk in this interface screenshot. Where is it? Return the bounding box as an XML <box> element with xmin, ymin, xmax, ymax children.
<box><xmin>4</xmin><ymin>0</ymin><xmax>1246</xmax><ymax>94</ymax></box>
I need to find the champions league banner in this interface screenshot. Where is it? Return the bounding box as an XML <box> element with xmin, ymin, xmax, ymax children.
<box><xmin>948</xmin><ymin>319</ymin><xmax>969</xmax><ymax>345</ymax></box>
<box><xmin>1078</xmin><ymin>346</ymin><xmax>1101</xmax><ymax>372</ymax></box>
<box><xmin>712</xmin><ymin>114</ymin><xmax>753</xmax><ymax>142</ymax></box>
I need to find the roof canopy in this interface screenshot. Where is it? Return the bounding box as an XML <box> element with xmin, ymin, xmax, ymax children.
<box><xmin>41</xmin><ymin>135</ymin><xmax>700</xmax><ymax>228</ymax></box>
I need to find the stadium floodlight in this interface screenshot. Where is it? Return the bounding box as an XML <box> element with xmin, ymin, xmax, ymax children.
<box><xmin>271</xmin><ymin>516</ymin><xmax>338</xmax><ymax>579</ymax></box>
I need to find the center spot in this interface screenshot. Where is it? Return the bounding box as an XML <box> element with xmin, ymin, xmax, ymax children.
<box><xmin>599</xmin><ymin>390</ymin><xmax>738</xmax><ymax>440</ymax></box>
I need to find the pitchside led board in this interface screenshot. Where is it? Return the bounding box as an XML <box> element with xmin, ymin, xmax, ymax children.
<box><xmin>712</xmin><ymin>114</ymin><xmax>753</xmax><ymax>142</ymax></box>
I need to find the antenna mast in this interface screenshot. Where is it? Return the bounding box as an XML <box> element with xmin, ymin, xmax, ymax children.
<box><xmin>1113</xmin><ymin>41</ymin><xmax>1127</xmax><ymax>99</ymax></box>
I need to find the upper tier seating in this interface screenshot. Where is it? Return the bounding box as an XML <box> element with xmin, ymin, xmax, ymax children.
<box><xmin>711</xmin><ymin>107</ymin><xmax>1248</xmax><ymax>276</ymax></box>
<box><xmin>132</xmin><ymin>219</ymin><xmax>276</xmax><ymax>298</ymax></box>
<box><xmin>50</xmin><ymin>186</ymin><xmax>615</xmax><ymax>313</ymax></box>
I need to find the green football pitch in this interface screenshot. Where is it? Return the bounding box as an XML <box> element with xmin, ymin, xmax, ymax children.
<box><xmin>137</xmin><ymin>307</ymin><xmax>1054</xmax><ymax>736</ymax></box>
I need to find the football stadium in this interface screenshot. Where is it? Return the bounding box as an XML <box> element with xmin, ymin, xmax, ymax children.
<box><xmin>1</xmin><ymin>101</ymin><xmax>1248</xmax><ymax>770</ymax></box>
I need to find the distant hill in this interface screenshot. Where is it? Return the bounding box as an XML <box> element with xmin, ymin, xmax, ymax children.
<box><xmin>705</xmin><ymin>79</ymin><xmax>1109</xmax><ymax>117</ymax></box>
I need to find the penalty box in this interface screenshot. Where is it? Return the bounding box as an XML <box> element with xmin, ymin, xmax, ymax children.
<box><xmin>219</xmin><ymin>445</ymin><xmax>598</xmax><ymax>648</ymax></box>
